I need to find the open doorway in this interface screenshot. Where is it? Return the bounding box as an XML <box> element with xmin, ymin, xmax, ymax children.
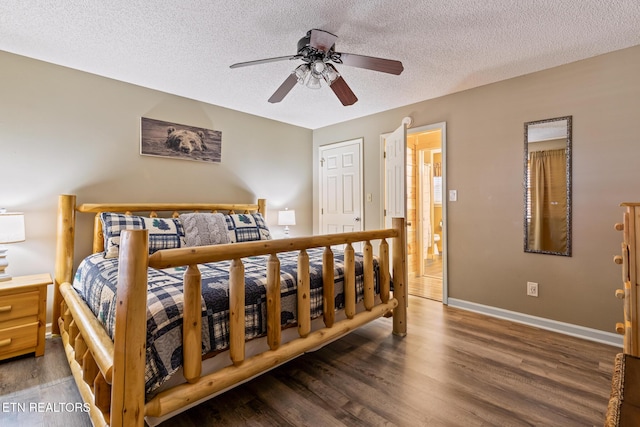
<box><xmin>408</xmin><ymin>130</ymin><xmax>443</xmax><ymax>301</ymax></box>
<box><xmin>381</xmin><ymin>121</ymin><xmax>447</xmax><ymax>303</ymax></box>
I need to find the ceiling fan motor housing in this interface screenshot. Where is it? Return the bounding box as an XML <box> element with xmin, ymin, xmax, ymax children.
<box><xmin>297</xmin><ymin>33</ymin><xmax>311</xmax><ymax>54</ymax></box>
<box><xmin>297</xmin><ymin>30</ymin><xmax>336</xmax><ymax>62</ymax></box>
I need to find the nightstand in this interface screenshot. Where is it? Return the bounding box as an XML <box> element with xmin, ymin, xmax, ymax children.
<box><xmin>0</xmin><ymin>273</ymin><xmax>52</xmax><ymax>360</ymax></box>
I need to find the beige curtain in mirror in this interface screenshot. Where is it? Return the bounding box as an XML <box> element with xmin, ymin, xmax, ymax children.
<box><xmin>529</xmin><ymin>148</ymin><xmax>567</xmax><ymax>252</ymax></box>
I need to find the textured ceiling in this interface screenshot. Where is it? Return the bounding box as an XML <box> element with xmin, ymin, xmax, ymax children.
<box><xmin>1</xmin><ymin>1</ymin><xmax>639</xmax><ymax>129</ymax></box>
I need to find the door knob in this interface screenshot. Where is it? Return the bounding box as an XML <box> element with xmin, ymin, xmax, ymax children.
<box><xmin>354</xmin><ymin>217</ymin><xmax>361</xmax><ymax>222</ymax></box>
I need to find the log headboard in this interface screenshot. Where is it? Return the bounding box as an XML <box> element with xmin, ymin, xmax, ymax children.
<box><xmin>52</xmin><ymin>194</ymin><xmax>266</xmax><ymax>334</ymax></box>
<box><xmin>76</xmin><ymin>199</ymin><xmax>267</xmax><ymax>254</ymax></box>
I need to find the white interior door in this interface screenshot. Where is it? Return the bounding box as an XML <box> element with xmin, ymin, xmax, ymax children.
<box><xmin>319</xmin><ymin>139</ymin><xmax>363</xmax><ymax>237</ymax></box>
<box><xmin>383</xmin><ymin>123</ymin><xmax>407</xmax><ymax>277</ymax></box>
<box><xmin>384</xmin><ymin>124</ymin><xmax>407</xmax><ymax>229</ymax></box>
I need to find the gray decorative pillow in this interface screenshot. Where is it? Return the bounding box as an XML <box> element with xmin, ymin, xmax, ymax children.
<box><xmin>179</xmin><ymin>213</ymin><xmax>230</xmax><ymax>247</ymax></box>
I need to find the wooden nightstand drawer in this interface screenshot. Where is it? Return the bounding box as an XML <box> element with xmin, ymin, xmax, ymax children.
<box><xmin>0</xmin><ymin>322</ymin><xmax>39</xmax><ymax>357</ymax></box>
<box><xmin>0</xmin><ymin>273</ymin><xmax>52</xmax><ymax>360</ymax></box>
<box><xmin>0</xmin><ymin>291</ymin><xmax>39</xmax><ymax>322</ymax></box>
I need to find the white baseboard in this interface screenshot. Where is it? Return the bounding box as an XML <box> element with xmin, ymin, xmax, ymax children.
<box><xmin>447</xmin><ymin>298</ymin><xmax>623</xmax><ymax>348</ymax></box>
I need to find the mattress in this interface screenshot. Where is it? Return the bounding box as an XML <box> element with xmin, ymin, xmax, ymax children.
<box><xmin>72</xmin><ymin>247</ymin><xmax>378</xmax><ymax>394</ymax></box>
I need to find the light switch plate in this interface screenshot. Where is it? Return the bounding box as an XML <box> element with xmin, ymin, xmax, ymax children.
<box><xmin>449</xmin><ymin>190</ymin><xmax>457</xmax><ymax>201</ymax></box>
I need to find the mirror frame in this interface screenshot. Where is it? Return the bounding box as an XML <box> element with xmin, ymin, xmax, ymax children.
<box><xmin>523</xmin><ymin>116</ymin><xmax>572</xmax><ymax>256</ymax></box>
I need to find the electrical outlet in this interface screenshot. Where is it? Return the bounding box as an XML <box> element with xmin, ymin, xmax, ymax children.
<box><xmin>527</xmin><ymin>281</ymin><xmax>539</xmax><ymax>297</ymax></box>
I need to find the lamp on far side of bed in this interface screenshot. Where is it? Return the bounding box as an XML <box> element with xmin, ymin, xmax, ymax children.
<box><xmin>278</xmin><ymin>208</ymin><xmax>296</xmax><ymax>238</ymax></box>
<box><xmin>0</xmin><ymin>210</ymin><xmax>25</xmax><ymax>282</ymax></box>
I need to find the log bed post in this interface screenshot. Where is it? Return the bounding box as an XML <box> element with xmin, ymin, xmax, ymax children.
<box><xmin>344</xmin><ymin>243</ymin><xmax>356</xmax><ymax>319</ymax></box>
<box><xmin>266</xmin><ymin>254</ymin><xmax>281</xmax><ymax>349</ymax></box>
<box><xmin>183</xmin><ymin>265</ymin><xmax>202</xmax><ymax>382</ymax></box>
<box><xmin>229</xmin><ymin>258</ymin><xmax>245</xmax><ymax>365</ymax></box>
<box><xmin>392</xmin><ymin>217</ymin><xmax>407</xmax><ymax>336</ymax></box>
<box><xmin>53</xmin><ymin>194</ymin><xmax>76</xmax><ymax>335</ymax></box>
<box><xmin>110</xmin><ymin>229</ymin><xmax>149</xmax><ymax>427</ymax></box>
<box><xmin>92</xmin><ymin>214</ymin><xmax>105</xmax><ymax>254</ymax></box>
<box><xmin>363</xmin><ymin>240</ymin><xmax>374</xmax><ymax>310</ymax></box>
<box><xmin>379</xmin><ymin>239</ymin><xmax>390</xmax><ymax>303</ymax></box>
<box><xmin>257</xmin><ymin>198</ymin><xmax>267</xmax><ymax>218</ymax></box>
<box><xmin>322</xmin><ymin>247</ymin><xmax>335</xmax><ymax>328</ymax></box>
<box><xmin>297</xmin><ymin>249</ymin><xmax>311</xmax><ymax>338</ymax></box>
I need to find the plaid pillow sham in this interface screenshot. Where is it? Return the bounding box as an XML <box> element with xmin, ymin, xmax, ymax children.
<box><xmin>225</xmin><ymin>213</ymin><xmax>272</xmax><ymax>243</ymax></box>
<box><xmin>100</xmin><ymin>212</ymin><xmax>186</xmax><ymax>258</ymax></box>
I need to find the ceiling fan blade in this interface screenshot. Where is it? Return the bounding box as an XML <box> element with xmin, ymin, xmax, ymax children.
<box><xmin>334</xmin><ymin>52</ymin><xmax>404</xmax><ymax>75</ymax></box>
<box><xmin>309</xmin><ymin>29</ymin><xmax>338</xmax><ymax>52</ymax></box>
<box><xmin>329</xmin><ymin>76</ymin><xmax>358</xmax><ymax>106</ymax></box>
<box><xmin>268</xmin><ymin>73</ymin><xmax>299</xmax><ymax>103</ymax></box>
<box><xmin>230</xmin><ymin>55</ymin><xmax>298</xmax><ymax>69</ymax></box>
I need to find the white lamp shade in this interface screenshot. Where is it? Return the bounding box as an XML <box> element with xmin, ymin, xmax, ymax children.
<box><xmin>278</xmin><ymin>210</ymin><xmax>296</xmax><ymax>226</ymax></box>
<box><xmin>0</xmin><ymin>212</ymin><xmax>26</xmax><ymax>243</ymax></box>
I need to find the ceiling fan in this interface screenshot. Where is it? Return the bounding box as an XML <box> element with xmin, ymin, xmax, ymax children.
<box><xmin>230</xmin><ymin>29</ymin><xmax>404</xmax><ymax>106</ymax></box>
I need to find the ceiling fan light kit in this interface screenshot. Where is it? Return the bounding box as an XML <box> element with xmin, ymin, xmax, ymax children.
<box><xmin>294</xmin><ymin>60</ymin><xmax>340</xmax><ymax>89</ymax></box>
<box><xmin>230</xmin><ymin>29</ymin><xmax>403</xmax><ymax>106</ymax></box>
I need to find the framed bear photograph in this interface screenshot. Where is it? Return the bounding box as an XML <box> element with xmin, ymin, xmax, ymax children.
<box><xmin>140</xmin><ymin>117</ymin><xmax>222</xmax><ymax>163</ymax></box>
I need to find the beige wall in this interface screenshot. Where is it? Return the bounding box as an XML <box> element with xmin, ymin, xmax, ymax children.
<box><xmin>1</xmin><ymin>51</ymin><xmax>313</xmax><ymax>323</ymax></box>
<box><xmin>313</xmin><ymin>45</ymin><xmax>640</xmax><ymax>333</ymax></box>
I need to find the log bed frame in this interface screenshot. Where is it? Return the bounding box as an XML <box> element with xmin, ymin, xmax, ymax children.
<box><xmin>52</xmin><ymin>194</ymin><xmax>407</xmax><ymax>427</ymax></box>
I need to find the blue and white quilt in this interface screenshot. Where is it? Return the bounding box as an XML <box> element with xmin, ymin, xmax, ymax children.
<box><xmin>72</xmin><ymin>248</ymin><xmax>378</xmax><ymax>394</ymax></box>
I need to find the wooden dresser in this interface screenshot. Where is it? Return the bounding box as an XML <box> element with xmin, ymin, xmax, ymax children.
<box><xmin>607</xmin><ymin>204</ymin><xmax>640</xmax><ymax>426</ymax></box>
<box><xmin>0</xmin><ymin>273</ymin><xmax>52</xmax><ymax>360</ymax></box>
<box><xmin>615</xmin><ymin>203</ymin><xmax>640</xmax><ymax>355</ymax></box>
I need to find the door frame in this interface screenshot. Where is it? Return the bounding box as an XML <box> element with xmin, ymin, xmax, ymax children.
<box><xmin>380</xmin><ymin>122</ymin><xmax>448</xmax><ymax>304</ymax></box>
<box><xmin>318</xmin><ymin>138</ymin><xmax>364</xmax><ymax>235</ymax></box>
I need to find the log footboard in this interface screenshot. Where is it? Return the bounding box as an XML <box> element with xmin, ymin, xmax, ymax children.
<box><xmin>53</xmin><ymin>194</ymin><xmax>407</xmax><ymax>427</ymax></box>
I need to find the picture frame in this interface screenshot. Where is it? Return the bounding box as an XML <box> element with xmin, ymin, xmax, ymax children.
<box><xmin>140</xmin><ymin>117</ymin><xmax>222</xmax><ymax>163</ymax></box>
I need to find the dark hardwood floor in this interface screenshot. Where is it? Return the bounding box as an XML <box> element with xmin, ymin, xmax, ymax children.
<box><xmin>0</xmin><ymin>296</ymin><xmax>619</xmax><ymax>426</ymax></box>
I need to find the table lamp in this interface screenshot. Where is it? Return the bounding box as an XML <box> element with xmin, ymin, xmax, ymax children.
<box><xmin>277</xmin><ymin>208</ymin><xmax>296</xmax><ymax>237</ymax></box>
<box><xmin>0</xmin><ymin>210</ymin><xmax>26</xmax><ymax>282</ymax></box>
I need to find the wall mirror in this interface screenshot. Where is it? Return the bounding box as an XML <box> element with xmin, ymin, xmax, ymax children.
<box><xmin>524</xmin><ymin>116</ymin><xmax>572</xmax><ymax>256</ymax></box>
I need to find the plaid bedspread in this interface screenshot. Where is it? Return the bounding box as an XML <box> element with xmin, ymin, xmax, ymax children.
<box><xmin>72</xmin><ymin>248</ymin><xmax>378</xmax><ymax>394</ymax></box>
